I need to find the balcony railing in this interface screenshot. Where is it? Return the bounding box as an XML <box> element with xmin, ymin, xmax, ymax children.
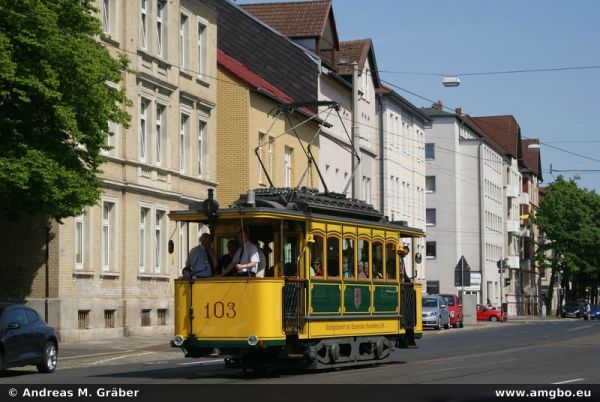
<box><xmin>506</xmin><ymin>184</ymin><xmax>519</xmax><ymax>198</ymax></box>
<box><xmin>506</xmin><ymin>219</ymin><xmax>519</xmax><ymax>233</ymax></box>
<box><xmin>519</xmin><ymin>192</ymin><xmax>530</xmax><ymax>205</ymax></box>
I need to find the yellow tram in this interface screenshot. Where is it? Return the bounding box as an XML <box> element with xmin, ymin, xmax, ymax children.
<box><xmin>170</xmin><ymin>188</ymin><xmax>423</xmax><ymax>370</ymax></box>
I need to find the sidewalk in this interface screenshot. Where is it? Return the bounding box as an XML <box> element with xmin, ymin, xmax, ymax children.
<box><xmin>60</xmin><ymin>335</ymin><xmax>176</xmax><ymax>360</ymax></box>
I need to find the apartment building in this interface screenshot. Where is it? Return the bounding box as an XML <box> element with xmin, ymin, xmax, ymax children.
<box><xmin>1</xmin><ymin>0</ymin><xmax>219</xmax><ymax>341</ymax></box>
<box><xmin>422</xmin><ymin>105</ymin><xmax>504</xmax><ymax>305</ymax></box>
<box><xmin>377</xmin><ymin>87</ymin><xmax>430</xmax><ymax>283</ymax></box>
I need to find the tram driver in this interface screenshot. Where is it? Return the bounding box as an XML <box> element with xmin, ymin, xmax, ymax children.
<box><xmin>224</xmin><ymin>229</ymin><xmax>260</xmax><ymax>277</ymax></box>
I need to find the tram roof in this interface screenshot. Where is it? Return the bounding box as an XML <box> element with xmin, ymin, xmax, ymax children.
<box><xmin>169</xmin><ymin>187</ymin><xmax>424</xmax><ymax>237</ymax></box>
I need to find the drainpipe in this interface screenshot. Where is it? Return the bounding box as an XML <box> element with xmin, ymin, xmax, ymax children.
<box><xmin>378</xmin><ymin>95</ymin><xmax>385</xmax><ymax>215</ymax></box>
<box><xmin>45</xmin><ymin>222</ymin><xmax>51</xmax><ymax>323</ymax></box>
<box><xmin>351</xmin><ymin>62</ymin><xmax>361</xmax><ymax>200</ymax></box>
<box><xmin>478</xmin><ymin>139</ymin><xmax>485</xmax><ymax>305</ymax></box>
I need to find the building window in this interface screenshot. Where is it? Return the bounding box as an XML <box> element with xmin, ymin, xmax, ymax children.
<box><xmin>102</xmin><ymin>201</ymin><xmax>116</xmax><ymax>271</ymax></box>
<box><xmin>78</xmin><ymin>310</ymin><xmax>90</xmax><ymax>329</ymax></box>
<box><xmin>139</xmin><ymin>207</ymin><xmax>150</xmax><ymax>272</ymax></box>
<box><xmin>156</xmin><ymin>0</ymin><xmax>166</xmax><ymax>57</ymax></box>
<box><xmin>141</xmin><ymin>309</ymin><xmax>151</xmax><ymax>327</ymax></box>
<box><xmin>75</xmin><ymin>214</ymin><xmax>84</xmax><ymax>268</ymax></box>
<box><xmin>180</xmin><ymin>113</ymin><xmax>188</xmax><ymax>172</ymax></box>
<box><xmin>102</xmin><ymin>0</ymin><xmax>111</xmax><ymax>34</ymax></box>
<box><xmin>140</xmin><ymin>0</ymin><xmax>147</xmax><ymax>50</ymax></box>
<box><xmin>284</xmin><ymin>146</ymin><xmax>292</xmax><ymax>187</ymax></box>
<box><xmin>426</xmin><ymin>208</ymin><xmax>436</xmax><ymax>226</ymax></box>
<box><xmin>179</xmin><ymin>13</ymin><xmax>188</xmax><ymax>69</ymax></box>
<box><xmin>258</xmin><ymin>133</ymin><xmax>265</xmax><ymax>184</ymax></box>
<box><xmin>157</xmin><ymin>309</ymin><xmax>167</xmax><ymax>326</ymax></box>
<box><xmin>104</xmin><ymin>310</ymin><xmax>115</xmax><ymax>328</ymax></box>
<box><xmin>426</xmin><ymin>241</ymin><xmax>437</xmax><ymax>259</ymax></box>
<box><xmin>198</xmin><ymin>120</ymin><xmax>206</xmax><ymax>176</ymax></box>
<box><xmin>139</xmin><ymin>99</ymin><xmax>148</xmax><ymax>161</ymax></box>
<box><xmin>268</xmin><ymin>136</ymin><xmax>273</xmax><ymax>178</ymax></box>
<box><xmin>155</xmin><ymin>104</ymin><xmax>164</xmax><ymax>165</ymax></box>
<box><xmin>425</xmin><ymin>143</ymin><xmax>435</xmax><ymax>160</ymax></box>
<box><xmin>426</xmin><ymin>176</ymin><xmax>436</xmax><ymax>193</ymax></box>
<box><xmin>426</xmin><ymin>281</ymin><xmax>440</xmax><ymax>295</ymax></box>
<box><xmin>155</xmin><ymin>210</ymin><xmax>165</xmax><ymax>274</ymax></box>
<box><xmin>197</xmin><ymin>21</ymin><xmax>206</xmax><ymax>78</ymax></box>
<box><xmin>178</xmin><ymin>222</ymin><xmax>187</xmax><ymax>274</ymax></box>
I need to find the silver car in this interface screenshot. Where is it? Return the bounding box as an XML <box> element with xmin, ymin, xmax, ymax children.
<box><xmin>422</xmin><ymin>295</ymin><xmax>450</xmax><ymax>330</ymax></box>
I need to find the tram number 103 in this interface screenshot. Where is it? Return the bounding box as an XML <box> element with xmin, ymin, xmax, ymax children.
<box><xmin>204</xmin><ymin>301</ymin><xmax>237</xmax><ymax>319</ymax></box>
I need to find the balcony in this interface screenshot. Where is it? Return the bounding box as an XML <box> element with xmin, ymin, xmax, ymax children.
<box><xmin>506</xmin><ymin>219</ymin><xmax>519</xmax><ymax>234</ymax></box>
<box><xmin>519</xmin><ymin>192</ymin><xmax>530</xmax><ymax>205</ymax></box>
<box><xmin>505</xmin><ymin>184</ymin><xmax>519</xmax><ymax>198</ymax></box>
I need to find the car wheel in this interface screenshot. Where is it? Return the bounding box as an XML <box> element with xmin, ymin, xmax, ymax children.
<box><xmin>37</xmin><ymin>341</ymin><xmax>57</xmax><ymax>373</ymax></box>
<box><xmin>435</xmin><ymin>318</ymin><xmax>441</xmax><ymax>330</ymax></box>
<box><xmin>490</xmin><ymin>315</ymin><xmax>498</xmax><ymax>322</ymax></box>
<box><xmin>443</xmin><ymin>319</ymin><xmax>450</xmax><ymax>330</ymax></box>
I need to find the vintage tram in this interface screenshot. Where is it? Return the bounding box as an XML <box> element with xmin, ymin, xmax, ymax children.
<box><xmin>170</xmin><ymin>187</ymin><xmax>423</xmax><ymax>370</ymax></box>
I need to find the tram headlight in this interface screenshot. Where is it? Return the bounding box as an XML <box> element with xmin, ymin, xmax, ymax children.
<box><xmin>173</xmin><ymin>335</ymin><xmax>184</xmax><ymax>347</ymax></box>
<box><xmin>247</xmin><ymin>335</ymin><xmax>259</xmax><ymax>346</ymax></box>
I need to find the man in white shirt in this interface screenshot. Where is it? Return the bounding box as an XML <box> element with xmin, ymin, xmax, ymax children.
<box><xmin>186</xmin><ymin>233</ymin><xmax>215</xmax><ymax>278</ymax></box>
<box><xmin>226</xmin><ymin>229</ymin><xmax>260</xmax><ymax>277</ymax></box>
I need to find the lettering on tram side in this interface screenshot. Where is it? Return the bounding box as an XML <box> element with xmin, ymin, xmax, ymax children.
<box><xmin>204</xmin><ymin>301</ymin><xmax>237</xmax><ymax>319</ymax></box>
<box><xmin>325</xmin><ymin>322</ymin><xmax>386</xmax><ymax>331</ymax></box>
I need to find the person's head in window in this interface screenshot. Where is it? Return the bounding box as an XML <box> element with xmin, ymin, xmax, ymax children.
<box><xmin>312</xmin><ymin>258</ymin><xmax>323</xmax><ymax>276</ymax></box>
<box><xmin>342</xmin><ymin>256</ymin><xmax>353</xmax><ymax>277</ymax></box>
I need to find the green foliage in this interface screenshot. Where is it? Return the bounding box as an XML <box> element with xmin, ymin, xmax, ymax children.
<box><xmin>533</xmin><ymin>176</ymin><xmax>600</xmax><ymax>298</ymax></box>
<box><xmin>0</xmin><ymin>0</ymin><xmax>130</xmax><ymax>221</ymax></box>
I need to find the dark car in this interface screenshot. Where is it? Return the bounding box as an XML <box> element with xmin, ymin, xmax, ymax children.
<box><xmin>0</xmin><ymin>303</ymin><xmax>58</xmax><ymax>373</ymax></box>
<box><xmin>560</xmin><ymin>301</ymin><xmax>584</xmax><ymax>318</ymax></box>
<box><xmin>590</xmin><ymin>305</ymin><xmax>600</xmax><ymax>320</ymax></box>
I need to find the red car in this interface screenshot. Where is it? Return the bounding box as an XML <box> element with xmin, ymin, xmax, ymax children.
<box><xmin>440</xmin><ymin>294</ymin><xmax>463</xmax><ymax>328</ymax></box>
<box><xmin>476</xmin><ymin>304</ymin><xmax>507</xmax><ymax>322</ymax></box>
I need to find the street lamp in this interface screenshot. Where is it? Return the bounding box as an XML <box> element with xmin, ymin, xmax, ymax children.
<box><xmin>557</xmin><ymin>267</ymin><xmax>564</xmax><ymax>317</ymax></box>
<box><xmin>442</xmin><ymin>76</ymin><xmax>461</xmax><ymax>87</ymax></box>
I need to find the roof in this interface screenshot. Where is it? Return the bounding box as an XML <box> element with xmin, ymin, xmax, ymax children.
<box><xmin>218</xmin><ymin>49</ymin><xmax>319</xmax><ymax>120</ymax></box>
<box><xmin>240</xmin><ymin>1</ymin><xmax>334</xmax><ymax>40</ymax></box>
<box><xmin>471</xmin><ymin>115</ymin><xmax>522</xmax><ymax>159</ymax></box>
<box><xmin>377</xmin><ymin>86</ymin><xmax>431</xmax><ymax>124</ymax></box>
<box><xmin>218</xmin><ymin>1</ymin><xmax>319</xmax><ymax>112</ymax></box>
<box><xmin>521</xmin><ymin>138</ymin><xmax>543</xmax><ymax>180</ymax></box>
<box><xmin>336</xmin><ymin>39</ymin><xmax>381</xmax><ymax>87</ymax></box>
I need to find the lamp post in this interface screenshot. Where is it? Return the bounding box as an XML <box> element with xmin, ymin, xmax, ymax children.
<box><xmin>557</xmin><ymin>267</ymin><xmax>563</xmax><ymax>317</ymax></box>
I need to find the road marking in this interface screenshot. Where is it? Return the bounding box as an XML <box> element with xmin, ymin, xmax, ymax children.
<box><xmin>566</xmin><ymin>326</ymin><xmax>588</xmax><ymax>332</ymax></box>
<box><xmin>178</xmin><ymin>359</ymin><xmax>223</xmax><ymax>366</ymax></box>
<box><xmin>91</xmin><ymin>351</ymin><xmax>154</xmax><ymax>365</ymax></box>
<box><xmin>553</xmin><ymin>378</ymin><xmax>585</xmax><ymax>384</ymax></box>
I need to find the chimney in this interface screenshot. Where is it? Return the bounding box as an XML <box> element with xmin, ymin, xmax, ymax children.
<box><xmin>433</xmin><ymin>100</ymin><xmax>443</xmax><ymax>110</ymax></box>
<box><xmin>455</xmin><ymin>107</ymin><xmax>463</xmax><ymax>117</ymax></box>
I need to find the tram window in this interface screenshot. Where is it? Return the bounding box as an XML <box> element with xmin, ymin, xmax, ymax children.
<box><xmin>357</xmin><ymin>239</ymin><xmax>369</xmax><ymax>279</ymax></box>
<box><xmin>283</xmin><ymin>236</ymin><xmax>298</xmax><ymax>277</ymax></box>
<box><xmin>310</xmin><ymin>235</ymin><xmax>324</xmax><ymax>277</ymax></box>
<box><xmin>386</xmin><ymin>243</ymin><xmax>397</xmax><ymax>280</ymax></box>
<box><xmin>342</xmin><ymin>237</ymin><xmax>355</xmax><ymax>278</ymax></box>
<box><xmin>372</xmin><ymin>241</ymin><xmax>384</xmax><ymax>279</ymax></box>
<box><xmin>327</xmin><ymin>236</ymin><xmax>340</xmax><ymax>278</ymax></box>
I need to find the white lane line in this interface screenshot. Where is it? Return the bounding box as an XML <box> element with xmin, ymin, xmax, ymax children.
<box><xmin>553</xmin><ymin>378</ymin><xmax>585</xmax><ymax>384</ymax></box>
<box><xmin>91</xmin><ymin>351</ymin><xmax>154</xmax><ymax>365</ymax></box>
<box><xmin>178</xmin><ymin>359</ymin><xmax>223</xmax><ymax>366</ymax></box>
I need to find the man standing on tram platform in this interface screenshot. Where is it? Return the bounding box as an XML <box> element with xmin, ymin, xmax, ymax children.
<box><xmin>226</xmin><ymin>229</ymin><xmax>260</xmax><ymax>277</ymax></box>
<box><xmin>187</xmin><ymin>233</ymin><xmax>216</xmax><ymax>278</ymax></box>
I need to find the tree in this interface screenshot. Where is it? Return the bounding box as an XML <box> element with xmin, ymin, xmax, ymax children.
<box><xmin>534</xmin><ymin>177</ymin><xmax>600</xmax><ymax>304</ymax></box>
<box><xmin>0</xmin><ymin>0</ymin><xmax>130</xmax><ymax>221</ymax></box>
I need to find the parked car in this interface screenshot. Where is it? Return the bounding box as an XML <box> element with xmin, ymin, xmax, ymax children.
<box><xmin>476</xmin><ymin>304</ymin><xmax>507</xmax><ymax>322</ymax></box>
<box><xmin>0</xmin><ymin>303</ymin><xmax>58</xmax><ymax>373</ymax></box>
<box><xmin>590</xmin><ymin>304</ymin><xmax>600</xmax><ymax>320</ymax></box>
<box><xmin>560</xmin><ymin>301</ymin><xmax>584</xmax><ymax>318</ymax></box>
<box><xmin>422</xmin><ymin>295</ymin><xmax>450</xmax><ymax>330</ymax></box>
<box><xmin>440</xmin><ymin>294</ymin><xmax>463</xmax><ymax>328</ymax></box>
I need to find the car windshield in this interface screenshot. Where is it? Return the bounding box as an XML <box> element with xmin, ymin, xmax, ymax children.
<box><xmin>422</xmin><ymin>299</ymin><xmax>438</xmax><ymax>308</ymax></box>
<box><xmin>442</xmin><ymin>296</ymin><xmax>455</xmax><ymax>306</ymax></box>
<box><xmin>564</xmin><ymin>302</ymin><xmax>579</xmax><ymax>309</ymax></box>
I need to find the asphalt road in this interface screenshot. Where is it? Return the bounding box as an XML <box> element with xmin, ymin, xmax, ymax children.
<box><xmin>1</xmin><ymin>319</ymin><xmax>598</xmax><ymax>385</ymax></box>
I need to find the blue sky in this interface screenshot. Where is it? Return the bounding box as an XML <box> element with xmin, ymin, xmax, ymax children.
<box><xmin>236</xmin><ymin>0</ymin><xmax>600</xmax><ymax>192</ymax></box>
